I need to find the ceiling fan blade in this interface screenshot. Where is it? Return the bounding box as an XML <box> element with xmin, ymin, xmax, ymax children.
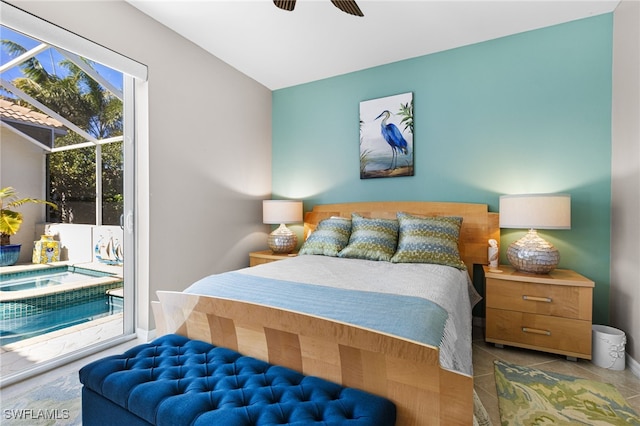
<box><xmin>273</xmin><ymin>0</ymin><xmax>296</xmax><ymax>11</ymax></box>
<box><xmin>331</xmin><ymin>0</ymin><xmax>364</xmax><ymax>17</ymax></box>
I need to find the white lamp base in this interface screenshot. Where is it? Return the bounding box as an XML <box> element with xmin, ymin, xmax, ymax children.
<box><xmin>267</xmin><ymin>223</ymin><xmax>297</xmax><ymax>254</ymax></box>
<box><xmin>506</xmin><ymin>229</ymin><xmax>559</xmax><ymax>274</ymax></box>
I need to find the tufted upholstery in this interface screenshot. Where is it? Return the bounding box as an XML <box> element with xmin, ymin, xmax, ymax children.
<box><xmin>80</xmin><ymin>334</ymin><xmax>396</xmax><ymax>426</ymax></box>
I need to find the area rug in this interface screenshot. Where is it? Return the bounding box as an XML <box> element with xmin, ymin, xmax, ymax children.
<box><xmin>1</xmin><ymin>373</ymin><xmax>81</xmax><ymax>425</ymax></box>
<box><xmin>495</xmin><ymin>360</ymin><xmax>640</xmax><ymax>426</ymax></box>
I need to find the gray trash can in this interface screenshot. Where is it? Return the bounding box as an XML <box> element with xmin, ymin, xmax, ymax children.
<box><xmin>592</xmin><ymin>325</ymin><xmax>626</xmax><ymax>370</ymax></box>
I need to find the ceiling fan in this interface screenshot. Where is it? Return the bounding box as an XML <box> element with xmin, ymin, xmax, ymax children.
<box><xmin>273</xmin><ymin>0</ymin><xmax>364</xmax><ymax>17</ymax></box>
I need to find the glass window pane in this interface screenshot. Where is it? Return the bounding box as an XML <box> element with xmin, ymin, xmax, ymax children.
<box><xmin>102</xmin><ymin>141</ymin><xmax>124</xmax><ymax>226</ymax></box>
<box><xmin>47</xmin><ymin>147</ymin><xmax>97</xmax><ymax>224</ymax></box>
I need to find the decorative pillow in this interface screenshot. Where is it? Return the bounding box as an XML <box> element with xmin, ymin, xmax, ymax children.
<box><xmin>338</xmin><ymin>214</ymin><xmax>399</xmax><ymax>262</ymax></box>
<box><xmin>299</xmin><ymin>217</ymin><xmax>352</xmax><ymax>257</ymax></box>
<box><xmin>390</xmin><ymin>212</ymin><xmax>466</xmax><ymax>270</ymax></box>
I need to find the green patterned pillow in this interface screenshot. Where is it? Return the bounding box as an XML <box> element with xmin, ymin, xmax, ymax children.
<box><xmin>299</xmin><ymin>217</ymin><xmax>352</xmax><ymax>256</ymax></box>
<box><xmin>390</xmin><ymin>212</ymin><xmax>466</xmax><ymax>270</ymax></box>
<box><xmin>338</xmin><ymin>214</ymin><xmax>399</xmax><ymax>261</ymax></box>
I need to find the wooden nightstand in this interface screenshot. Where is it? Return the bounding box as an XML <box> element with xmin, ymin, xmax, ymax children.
<box><xmin>484</xmin><ymin>265</ymin><xmax>594</xmax><ymax>360</ymax></box>
<box><xmin>249</xmin><ymin>250</ymin><xmax>297</xmax><ymax>267</ymax></box>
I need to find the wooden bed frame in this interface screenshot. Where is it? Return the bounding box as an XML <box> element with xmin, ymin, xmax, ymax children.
<box><xmin>152</xmin><ymin>201</ymin><xmax>499</xmax><ymax>425</ymax></box>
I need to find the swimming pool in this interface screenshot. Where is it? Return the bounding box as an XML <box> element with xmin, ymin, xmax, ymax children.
<box><xmin>0</xmin><ymin>265</ymin><xmax>123</xmax><ymax>345</ymax></box>
<box><xmin>0</xmin><ymin>265</ymin><xmax>114</xmax><ymax>292</ymax></box>
<box><xmin>1</xmin><ymin>294</ymin><xmax>123</xmax><ymax>345</ymax></box>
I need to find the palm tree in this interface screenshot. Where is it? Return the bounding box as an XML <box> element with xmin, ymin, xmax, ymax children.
<box><xmin>2</xmin><ymin>39</ymin><xmax>123</xmax><ymax>224</ymax></box>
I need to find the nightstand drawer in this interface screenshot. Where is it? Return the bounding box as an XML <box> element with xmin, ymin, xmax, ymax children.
<box><xmin>249</xmin><ymin>250</ymin><xmax>297</xmax><ymax>266</ymax></box>
<box><xmin>486</xmin><ymin>308</ymin><xmax>592</xmax><ymax>358</ymax></box>
<box><xmin>249</xmin><ymin>257</ymin><xmax>274</xmax><ymax>267</ymax></box>
<box><xmin>486</xmin><ymin>278</ymin><xmax>592</xmax><ymax>321</ymax></box>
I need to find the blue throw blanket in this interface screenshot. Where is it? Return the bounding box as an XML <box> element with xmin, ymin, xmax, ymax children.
<box><xmin>185</xmin><ymin>272</ymin><xmax>448</xmax><ymax>348</ymax></box>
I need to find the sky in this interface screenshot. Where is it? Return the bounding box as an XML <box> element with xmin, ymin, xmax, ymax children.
<box><xmin>0</xmin><ymin>25</ymin><xmax>123</xmax><ymax>98</ymax></box>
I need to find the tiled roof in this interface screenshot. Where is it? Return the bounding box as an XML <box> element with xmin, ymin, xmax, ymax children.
<box><xmin>0</xmin><ymin>99</ymin><xmax>65</xmax><ymax>129</ymax></box>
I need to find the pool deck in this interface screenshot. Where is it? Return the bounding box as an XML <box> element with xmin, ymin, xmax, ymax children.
<box><xmin>1</xmin><ymin>274</ymin><xmax>122</xmax><ymax>303</ymax></box>
<box><xmin>1</xmin><ymin>261</ymin><xmax>123</xmax><ymax>296</ymax></box>
<box><xmin>0</xmin><ymin>260</ymin><xmax>123</xmax><ymax>277</ymax></box>
<box><xmin>1</xmin><ymin>313</ymin><xmax>124</xmax><ymax>378</ymax></box>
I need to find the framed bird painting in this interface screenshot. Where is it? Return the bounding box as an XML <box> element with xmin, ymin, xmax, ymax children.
<box><xmin>359</xmin><ymin>92</ymin><xmax>414</xmax><ymax>179</ymax></box>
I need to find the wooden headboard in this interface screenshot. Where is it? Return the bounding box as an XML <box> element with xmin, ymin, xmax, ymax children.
<box><xmin>303</xmin><ymin>201</ymin><xmax>499</xmax><ymax>279</ymax></box>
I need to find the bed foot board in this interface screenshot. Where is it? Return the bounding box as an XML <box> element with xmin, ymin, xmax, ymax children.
<box><xmin>152</xmin><ymin>291</ymin><xmax>473</xmax><ymax>425</ymax></box>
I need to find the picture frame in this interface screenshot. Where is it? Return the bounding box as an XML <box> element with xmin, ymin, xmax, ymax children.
<box><xmin>359</xmin><ymin>92</ymin><xmax>414</xmax><ymax>179</ymax></box>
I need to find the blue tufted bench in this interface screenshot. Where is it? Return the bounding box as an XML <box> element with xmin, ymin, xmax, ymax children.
<box><xmin>79</xmin><ymin>334</ymin><xmax>396</xmax><ymax>425</ymax></box>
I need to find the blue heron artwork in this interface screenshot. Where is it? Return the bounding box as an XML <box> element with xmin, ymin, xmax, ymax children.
<box><xmin>359</xmin><ymin>92</ymin><xmax>414</xmax><ymax>179</ymax></box>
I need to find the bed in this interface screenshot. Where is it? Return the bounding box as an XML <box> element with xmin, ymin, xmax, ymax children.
<box><xmin>152</xmin><ymin>201</ymin><xmax>499</xmax><ymax>425</ymax></box>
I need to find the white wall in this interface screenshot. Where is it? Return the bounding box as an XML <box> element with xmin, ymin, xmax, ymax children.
<box><xmin>611</xmin><ymin>0</ymin><xmax>640</xmax><ymax>367</ymax></box>
<box><xmin>34</xmin><ymin>223</ymin><xmax>120</xmax><ymax>265</ymax></box>
<box><xmin>0</xmin><ymin>127</ymin><xmax>48</xmax><ymax>263</ymax></box>
<box><xmin>10</xmin><ymin>0</ymin><xmax>273</xmax><ymax>331</ymax></box>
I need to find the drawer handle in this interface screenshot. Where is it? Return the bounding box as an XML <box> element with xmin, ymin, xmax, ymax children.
<box><xmin>523</xmin><ymin>295</ymin><xmax>552</xmax><ymax>303</ymax></box>
<box><xmin>522</xmin><ymin>327</ymin><xmax>551</xmax><ymax>336</ymax></box>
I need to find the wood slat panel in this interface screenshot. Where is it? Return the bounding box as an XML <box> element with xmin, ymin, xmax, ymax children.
<box><xmin>207</xmin><ymin>314</ymin><xmax>238</xmax><ymax>350</ymax></box>
<box><xmin>440</xmin><ymin>368</ymin><xmax>475</xmax><ymax>424</ymax></box>
<box><xmin>265</xmin><ymin>328</ymin><xmax>303</xmax><ymax>371</ymax></box>
<box><xmin>300</xmin><ymin>334</ymin><xmax>342</xmax><ymax>382</ymax></box>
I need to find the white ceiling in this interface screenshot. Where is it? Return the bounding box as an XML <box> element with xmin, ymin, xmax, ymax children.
<box><xmin>127</xmin><ymin>0</ymin><xmax>620</xmax><ymax>90</ymax></box>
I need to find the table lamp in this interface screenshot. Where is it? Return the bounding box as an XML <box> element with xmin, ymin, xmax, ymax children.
<box><xmin>262</xmin><ymin>200</ymin><xmax>303</xmax><ymax>254</ymax></box>
<box><xmin>499</xmin><ymin>193</ymin><xmax>571</xmax><ymax>274</ymax></box>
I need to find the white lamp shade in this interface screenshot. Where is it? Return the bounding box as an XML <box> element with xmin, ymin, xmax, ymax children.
<box><xmin>262</xmin><ymin>200</ymin><xmax>303</xmax><ymax>224</ymax></box>
<box><xmin>499</xmin><ymin>194</ymin><xmax>571</xmax><ymax>230</ymax></box>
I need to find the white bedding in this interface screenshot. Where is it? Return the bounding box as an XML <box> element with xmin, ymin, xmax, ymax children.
<box><xmin>235</xmin><ymin>255</ymin><xmax>480</xmax><ymax>376</ymax></box>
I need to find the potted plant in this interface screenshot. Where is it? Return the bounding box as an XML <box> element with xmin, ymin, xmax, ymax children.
<box><xmin>0</xmin><ymin>186</ymin><xmax>57</xmax><ymax>266</ymax></box>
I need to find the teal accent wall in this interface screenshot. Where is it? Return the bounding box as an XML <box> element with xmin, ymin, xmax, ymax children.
<box><xmin>273</xmin><ymin>15</ymin><xmax>613</xmax><ymax>324</ymax></box>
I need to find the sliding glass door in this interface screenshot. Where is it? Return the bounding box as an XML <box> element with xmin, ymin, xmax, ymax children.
<box><xmin>0</xmin><ymin>3</ymin><xmax>145</xmax><ymax>385</ymax></box>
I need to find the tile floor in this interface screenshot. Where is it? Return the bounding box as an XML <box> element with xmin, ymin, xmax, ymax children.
<box><xmin>1</xmin><ymin>314</ymin><xmax>124</xmax><ymax>381</ymax></box>
<box><xmin>1</xmin><ymin>325</ymin><xmax>639</xmax><ymax>425</ymax></box>
<box><xmin>0</xmin><ymin>333</ymin><xmax>144</xmax><ymax>402</ymax></box>
<box><xmin>472</xmin><ymin>326</ymin><xmax>640</xmax><ymax>425</ymax></box>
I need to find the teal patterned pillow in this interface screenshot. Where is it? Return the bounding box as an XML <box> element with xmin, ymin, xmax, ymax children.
<box><xmin>338</xmin><ymin>214</ymin><xmax>399</xmax><ymax>261</ymax></box>
<box><xmin>299</xmin><ymin>217</ymin><xmax>352</xmax><ymax>256</ymax></box>
<box><xmin>391</xmin><ymin>212</ymin><xmax>466</xmax><ymax>270</ymax></box>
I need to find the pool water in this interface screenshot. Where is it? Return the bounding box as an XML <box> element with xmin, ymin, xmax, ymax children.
<box><xmin>0</xmin><ymin>266</ymin><xmax>114</xmax><ymax>292</ymax></box>
<box><xmin>1</xmin><ymin>271</ymin><xmax>100</xmax><ymax>291</ymax></box>
<box><xmin>0</xmin><ymin>294</ymin><xmax>122</xmax><ymax>345</ymax></box>
<box><xmin>0</xmin><ymin>265</ymin><xmax>123</xmax><ymax>345</ymax></box>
